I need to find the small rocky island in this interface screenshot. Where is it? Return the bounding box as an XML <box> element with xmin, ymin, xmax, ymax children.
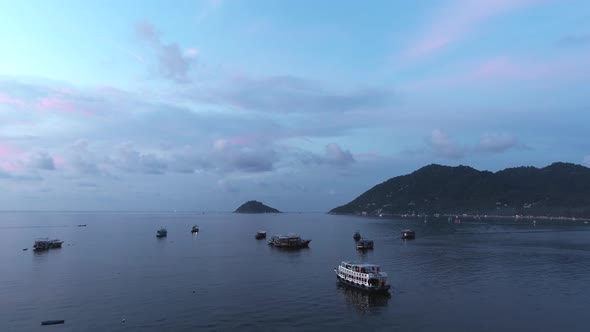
<box><xmin>234</xmin><ymin>200</ymin><xmax>281</xmax><ymax>214</ymax></box>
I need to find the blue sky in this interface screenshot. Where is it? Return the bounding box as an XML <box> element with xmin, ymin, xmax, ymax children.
<box><xmin>1</xmin><ymin>0</ymin><xmax>589</xmax><ymax>211</ymax></box>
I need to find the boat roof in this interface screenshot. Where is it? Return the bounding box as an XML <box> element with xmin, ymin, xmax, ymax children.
<box><xmin>341</xmin><ymin>261</ymin><xmax>380</xmax><ymax>267</ymax></box>
<box><xmin>276</xmin><ymin>234</ymin><xmax>300</xmax><ymax>238</ymax></box>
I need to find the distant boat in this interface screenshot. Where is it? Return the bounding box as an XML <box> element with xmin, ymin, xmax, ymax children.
<box><xmin>334</xmin><ymin>261</ymin><xmax>390</xmax><ymax>292</ymax></box>
<box><xmin>268</xmin><ymin>234</ymin><xmax>310</xmax><ymax>248</ymax></box>
<box><xmin>156</xmin><ymin>228</ymin><xmax>167</xmax><ymax>237</ymax></box>
<box><xmin>356</xmin><ymin>239</ymin><xmax>374</xmax><ymax>250</ymax></box>
<box><xmin>255</xmin><ymin>231</ymin><xmax>267</xmax><ymax>239</ymax></box>
<box><xmin>191</xmin><ymin>225</ymin><xmax>199</xmax><ymax>233</ymax></box>
<box><xmin>33</xmin><ymin>238</ymin><xmax>64</xmax><ymax>251</ymax></box>
<box><xmin>77</xmin><ymin>224</ymin><xmax>87</xmax><ymax>227</ymax></box>
<box><xmin>41</xmin><ymin>320</ymin><xmax>65</xmax><ymax>326</ymax></box>
<box><xmin>353</xmin><ymin>231</ymin><xmax>361</xmax><ymax>241</ymax></box>
<box><xmin>401</xmin><ymin>229</ymin><xmax>415</xmax><ymax>239</ymax></box>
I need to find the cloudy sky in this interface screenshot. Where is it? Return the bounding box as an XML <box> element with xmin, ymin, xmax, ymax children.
<box><xmin>1</xmin><ymin>0</ymin><xmax>589</xmax><ymax>211</ymax></box>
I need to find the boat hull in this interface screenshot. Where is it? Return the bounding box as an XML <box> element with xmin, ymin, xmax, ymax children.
<box><xmin>401</xmin><ymin>230</ymin><xmax>415</xmax><ymax>239</ymax></box>
<box><xmin>334</xmin><ymin>269</ymin><xmax>390</xmax><ymax>293</ymax></box>
<box><xmin>272</xmin><ymin>239</ymin><xmax>311</xmax><ymax>248</ymax></box>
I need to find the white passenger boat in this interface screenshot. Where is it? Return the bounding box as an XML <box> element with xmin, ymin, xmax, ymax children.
<box><xmin>334</xmin><ymin>261</ymin><xmax>390</xmax><ymax>292</ymax></box>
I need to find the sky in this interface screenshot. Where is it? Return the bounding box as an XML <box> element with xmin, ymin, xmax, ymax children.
<box><xmin>0</xmin><ymin>0</ymin><xmax>589</xmax><ymax>212</ymax></box>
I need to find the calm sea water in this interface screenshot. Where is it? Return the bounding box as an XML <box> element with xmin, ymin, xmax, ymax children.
<box><xmin>1</xmin><ymin>212</ymin><xmax>590</xmax><ymax>331</ymax></box>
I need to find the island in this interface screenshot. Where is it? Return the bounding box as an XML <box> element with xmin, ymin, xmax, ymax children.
<box><xmin>329</xmin><ymin>162</ymin><xmax>590</xmax><ymax>219</ymax></box>
<box><xmin>234</xmin><ymin>200</ymin><xmax>281</xmax><ymax>214</ymax></box>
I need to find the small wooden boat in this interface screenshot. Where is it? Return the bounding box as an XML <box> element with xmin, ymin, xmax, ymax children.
<box><xmin>191</xmin><ymin>225</ymin><xmax>199</xmax><ymax>233</ymax></box>
<box><xmin>255</xmin><ymin>231</ymin><xmax>267</xmax><ymax>239</ymax></box>
<box><xmin>353</xmin><ymin>231</ymin><xmax>361</xmax><ymax>241</ymax></box>
<box><xmin>356</xmin><ymin>239</ymin><xmax>374</xmax><ymax>250</ymax></box>
<box><xmin>156</xmin><ymin>228</ymin><xmax>167</xmax><ymax>237</ymax></box>
<box><xmin>41</xmin><ymin>320</ymin><xmax>65</xmax><ymax>325</ymax></box>
<box><xmin>401</xmin><ymin>229</ymin><xmax>415</xmax><ymax>239</ymax></box>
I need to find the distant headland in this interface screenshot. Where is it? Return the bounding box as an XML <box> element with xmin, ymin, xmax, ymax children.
<box><xmin>329</xmin><ymin>162</ymin><xmax>590</xmax><ymax>219</ymax></box>
<box><xmin>234</xmin><ymin>200</ymin><xmax>281</xmax><ymax>214</ymax></box>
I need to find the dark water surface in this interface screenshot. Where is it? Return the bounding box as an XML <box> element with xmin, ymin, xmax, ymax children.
<box><xmin>1</xmin><ymin>212</ymin><xmax>590</xmax><ymax>331</ymax></box>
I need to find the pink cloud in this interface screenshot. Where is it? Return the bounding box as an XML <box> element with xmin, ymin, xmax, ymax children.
<box><xmin>1</xmin><ymin>90</ymin><xmax>93</xmax><ymax>116</ymax></box>
<box><xmin>53</xmin><ymin>156</ymin><xmax>65</xmax><ymax>167</ymax></box>
<box><xmin>0</xmin><ymin>144</ymin><xmax>18</xmax><ymax>158</ymax></box>
<box><xmin>0</xmin><ymin>92</ymin><xmax>28</xmax><ymax>108</ymax></box>
<box><xmin>401</xmin><ymin>0</ymin><xmax>548</xmax><ymax>61</ymax></box>
<box><xmin>37</xmin><ymin>97</ymin><xmax>93</xmax><ymax>116</ymax></box>
<box><xmin>402</xmin><ymin>53</ymin><xmax>590</xmax><ymax>91</ymax></box>
<box><xmin>185</xmin><ymin>48</ymin><xmax>199</xmax><ymax>57</ymax></box>
<box><xmin>38</xmin><ymin>97</ymin><xmax>78</xmax><ymax>113</ymax></box>
<box><xmin>0</xmin><ymin>145</ymin><xmax>24</xmax><ymax>172</ymax></box>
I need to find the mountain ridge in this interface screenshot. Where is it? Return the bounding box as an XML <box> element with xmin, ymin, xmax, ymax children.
<box><xmin>329</xmin><ymin>162</ymin><xmax>590</xmax><ymax>218</ymax></box>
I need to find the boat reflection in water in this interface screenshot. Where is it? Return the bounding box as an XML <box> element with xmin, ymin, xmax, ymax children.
<box><xmin>337</xmin><ymin>283</ymin><xmax>390</xmax><ymax>313</ymax></box>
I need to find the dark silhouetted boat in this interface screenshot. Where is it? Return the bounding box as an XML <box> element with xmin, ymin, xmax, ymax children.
<box><xmin>268</xmin><ymin>234</ymin><xmax>310</xmax><ymax>248</ymax></box>
<box><xmin>356</xmin><ymin>239</ymin><xmax>374</xmax><ymax>250</ymax></box>
<box><xmin>156</xmin><ymin>228</ymin><xmax>167</xmax><ymax>237</ymax></box>
<box><xmin>401</xmin><ymin>229</ymin><xmax>415</xmax><ymax>239</ymax></box>
<box><xmin>255</xmin><ymin>231</ymin><xmax>267</xmax><ymax>239</ymax></box>
<box><xmin>353</xmin><ymin>231</ymin><xmax>361</xmax><ymax>241</ymax></box>
<box><xmin>191</xmin><ymin>225</ymin><xmax>199</xmax><ymax>233</ymax></box>
<box><xmin>33</xmin><ymin>238</ymin><xmax>63</xmax><ymax>251</ymax></box>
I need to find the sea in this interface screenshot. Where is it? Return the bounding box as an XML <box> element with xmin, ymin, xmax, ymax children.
<box><xmin>1</xmin><ymin>211</ymin><xmax>590</xmax><ymax>331</ymax></box>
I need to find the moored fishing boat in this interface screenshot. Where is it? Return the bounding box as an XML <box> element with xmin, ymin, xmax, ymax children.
<box><xmin>353</xmin><ymin>231</ymin><xmax>361</xmax><ymax>241</ymax></box>
<box><xmin>334</xmin><ymin>261</ymin><xmax>390</xmax><ymax>292</ymax></box>
<box><xmin>33</xmin><ymin>238</ymin><xmax>64</xmax><ymax>251</ymax></box>
<box><xmin>255</xmin><ymin>231</ymin><xmax>267</xmax><ymax>239</ymax></box>
<box><xmin>401</xmin><ymin>229</ymin><xmax>415</xmax><ymax>239</ymax></box>
<box><xmin>356</xmin><ymin>239</ymin><xmax>374</xmax><ymax>250</ymax></box>
<box><xmin>268</xmin><ymin>234</ymin><xmax>310</xmax><ymax>248</ymax></box>
<box><xmin>156</xmin><ymin>228</ymin><xmax>167</xmax><ymax>237</ymax></box>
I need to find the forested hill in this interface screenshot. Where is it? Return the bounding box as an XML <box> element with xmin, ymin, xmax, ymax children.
<box><xmin>329</xmin><ymin>162</ymin><xmax>590</xmax><ymax>218</ymax></box>
<box><xmin>234</xmin><ymin>200</ymin><xmax>281</xmax><ymax>213</ymax></box>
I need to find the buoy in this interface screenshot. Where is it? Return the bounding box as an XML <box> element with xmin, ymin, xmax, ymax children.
<box><xmin>41</xmin><ymin>320</ymin><xmax>65</xmax><ymax>325</ymax></box>
<box><xmin>122</xmin><ymin>318</ymin><xmax>126</xmax><ymax>323</ymax></box>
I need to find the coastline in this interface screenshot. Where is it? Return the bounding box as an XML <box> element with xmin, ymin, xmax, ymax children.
<box><xmin>328</xmin><ymin>212</ymin><xmax>590</xmax><ymax>222</ymax></box>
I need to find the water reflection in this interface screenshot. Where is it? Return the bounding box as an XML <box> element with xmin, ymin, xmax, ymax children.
<box><xmin>337</xmin><ymin>283</ymin><xmax>390</xmax><ymax>314</ymax></box>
